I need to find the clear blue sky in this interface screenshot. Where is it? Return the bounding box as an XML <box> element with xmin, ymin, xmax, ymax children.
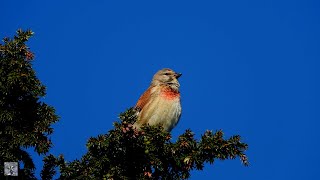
<box><xmin>1</xmin><ymin>0</ymin><xmax>319</xmax><ymax>179</ymax></box>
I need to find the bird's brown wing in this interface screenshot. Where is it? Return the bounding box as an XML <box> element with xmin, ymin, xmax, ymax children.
<box><xmin>135</xmin><ymin>86</ymin><xmax>154</xmax><ymax>112</ymax></box>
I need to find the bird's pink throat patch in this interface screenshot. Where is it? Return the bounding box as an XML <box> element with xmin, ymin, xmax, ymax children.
<box><xmin>161</xmin><ymin>88</ymin><xmax>180</xmax><ymax>100</ymax></box>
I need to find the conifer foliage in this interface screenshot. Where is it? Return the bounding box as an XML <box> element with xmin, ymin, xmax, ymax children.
<box><xmin>0</xmin><ymin>30</ymin><xmax>59</xmax><ymax>179</ymax></box>
<box><xmin>43</xmin><ymin>108</ymin><xmax>248</xmax><ymax>179</ymax></box>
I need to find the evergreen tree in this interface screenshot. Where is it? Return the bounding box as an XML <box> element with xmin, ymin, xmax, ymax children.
<box><xmin>42</xmin><ymin>108</ymin><xmax>248</xmax><ymax>179</ymax></box>
<box><xmin>0</xmin><ymin>30</ymin><xmax>59</xmax><ymax>179</ymax></box>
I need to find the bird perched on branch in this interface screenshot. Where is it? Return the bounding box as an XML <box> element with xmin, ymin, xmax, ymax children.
<box><xmin>133</xmin><ymin>68</ymin><xmax>182</xmax><ymax>132</ymax></box>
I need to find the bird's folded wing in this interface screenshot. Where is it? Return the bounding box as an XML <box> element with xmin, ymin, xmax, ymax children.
<box><xmin>135</xmin><ymin>86</ymin><xmax>155</xmax><ymax>112</ymax></box>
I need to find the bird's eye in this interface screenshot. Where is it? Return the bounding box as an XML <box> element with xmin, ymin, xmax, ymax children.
<box><xmin>164</xmin><ymin>73</ymin><xmax>170</xmax><ymax>75</ymax></box>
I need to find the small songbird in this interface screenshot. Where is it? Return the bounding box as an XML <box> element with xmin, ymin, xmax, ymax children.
<box><xmin>133</xmin><ymin>68</ymin><xmax>182</xmax><ymax>132</ymax></box>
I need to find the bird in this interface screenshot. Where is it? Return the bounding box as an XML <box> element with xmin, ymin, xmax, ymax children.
<box><xmin>133</xmin><ymin>68</ymin><xmax>182</xmax><ymax>132</ymax></box>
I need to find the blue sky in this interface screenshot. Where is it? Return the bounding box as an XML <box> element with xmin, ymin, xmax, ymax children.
<box><xmin>1</xmin><ymin>0</ymin><xmax>319</xmax><ymax>179</ymax></box>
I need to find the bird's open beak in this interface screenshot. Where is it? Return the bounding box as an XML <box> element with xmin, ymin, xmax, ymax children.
<box><xmin>175</xmin><ymin>73</ymin><xmax>182</xmax><ymax>79</ymax></box>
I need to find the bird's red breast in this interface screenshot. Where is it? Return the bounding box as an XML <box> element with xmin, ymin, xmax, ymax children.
<box><xmin>135</xmin><ymin>85</ymin><xmax>180</xmax><ymax>112</ymax></box>
<box><xmin>160</xmin><ymin>86</ymin><xmax>180</xmax><ymax>100</ymax></box>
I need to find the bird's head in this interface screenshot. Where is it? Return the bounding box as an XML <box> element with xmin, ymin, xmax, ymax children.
<box><xmin>151</xmin><ymin>68</ymin><xmax>182</xmax><ymax>90</ymax></box>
